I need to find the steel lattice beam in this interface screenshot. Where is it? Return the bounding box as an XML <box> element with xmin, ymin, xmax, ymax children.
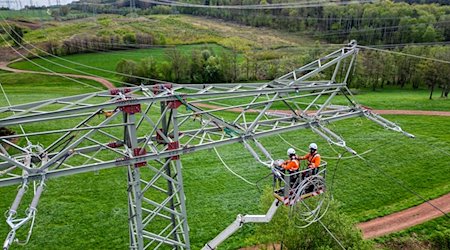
<box><xmin>0</xmin><ymin>41</ymin><xmax>413</xmax><ymax>249</ymax></box>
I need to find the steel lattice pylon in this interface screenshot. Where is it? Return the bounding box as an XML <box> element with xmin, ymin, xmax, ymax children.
<box><xmin>0</xmin><ymin>41</ymin><xmax>413</xmax><ymax>249</ymax></box>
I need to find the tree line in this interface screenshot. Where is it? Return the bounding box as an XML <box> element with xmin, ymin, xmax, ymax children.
<box><xmin>115</xmin><ymin>45</ymin><xmax>449</xmax><ymax>99</ymax></box>
<box><xmin>116</xmin><ymin>47</ymin><xmax>241</xmax><ymax>84</ymax></box>
<box><xmin>356</xmin><ymin>46</ymin><xmax>450</xmax><ymax>98</ymax></box>
<box><xmin>38</xmin><ymin>32</ymin><xmax>159</xmax><ymax>56</ymax></box>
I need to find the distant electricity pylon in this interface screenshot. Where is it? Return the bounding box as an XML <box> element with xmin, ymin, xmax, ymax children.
<box><xmin>0</xmin><ymin>41</ymin><xmax>413</xmax><ymax>250</ymax></box>
<box><xmin>130</xmin><ymin>0</ymin><xmax>136</xmax><ymax>12</ymax></box>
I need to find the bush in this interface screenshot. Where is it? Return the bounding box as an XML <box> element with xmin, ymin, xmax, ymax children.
<box><xmin>257</xmin><ymin>189</ymin><xmax>372</xmax><ymax>249</ymax></box>
<box><xmin>116</xmin><ymin>59</ymin><xmax>139</xmax><ymax>84</ymax></box>
<box><xmin>431</xmin><ymin>231</ymin><xmax>450</xmax><ymax>250</ymax></box>
<box><xmin>9</xmin><ymin>25</ymin><xmax>23</xmax><ymax>46</ymax></box>
<box><xmin>136</xmin><ymin>33</ymin><xmax>154</xmax><ymax>45</ymax></box>
<box><xmin>137</xmin><ymin>57</ymin><xmax>158</xmax><ymax>80</ymax></box>
<box><xmin>123</xmin><ymin>33</ymin><xmax>136</xmax><ymax>44</ymax></box>
<box><xmin>0</xmin><ymin>127</ymin><xmax>15</xmax><ymax>137</ymax></box>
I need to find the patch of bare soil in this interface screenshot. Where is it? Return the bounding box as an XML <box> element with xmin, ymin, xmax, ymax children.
<box><xmin>6</xmin><ymin>19</ymin><xmax>42</xmax><ymax>30</ymax></box>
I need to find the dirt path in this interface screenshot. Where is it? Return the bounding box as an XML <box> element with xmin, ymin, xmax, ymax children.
<box><xmin>374</xmin><ymin>109</ymin><xmax>450</xmax><ymax>116</ymax></box>
<box><xmin>0</xmin><ymin>61</ymin><xmax>115</xmax><ymax>90</ymax></box>
<box><xmin>358</xmin><ymin>193</ymin><xmax>450</xmax><ymax>239</ymax></box>
<box><xmin>196</xmin><ymin>103</ymin><xmax>450</xmax><ymax>117</ymax></box>
<box><xmin>1</xmin><ymin>62</ymin><xmax>449</xmax><ymax>118</ymax></box>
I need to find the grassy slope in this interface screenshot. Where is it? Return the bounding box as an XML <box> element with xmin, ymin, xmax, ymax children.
<box><xmin>2</xmin><ymin>14</ymin><xmax>316</xmax><ymax>49</ymax></box>
<box><xmin>0</xmin><ymin>72</ymin><xmax>448</xmax><ymax>249</ymax></box>
<box><xmin>9</xmin><ymin>43</ymin><xmax>229</xmax><ymax>81</ymax></box>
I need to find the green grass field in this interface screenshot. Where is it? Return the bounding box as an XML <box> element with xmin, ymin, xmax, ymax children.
<box><xmin>376</xmin><ymin>216</ymin><xmax>450</xmax><ymax>249</ymax></box>
<box><xmin>0</xmin><ymin>72</ymin><xmax>104</xmax><ymax>104</ymax></box>
<box><xmin>349</xmin><ymin>88</ymin><xmax>450</xmax><ymax>111</ymax></box>
<box><xmin>0</xmin><ymin>71</ymin><xmax>449</xmax><ymax>249</ymax></box>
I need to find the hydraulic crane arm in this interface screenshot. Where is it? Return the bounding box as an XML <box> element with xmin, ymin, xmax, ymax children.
<box><xmin>202</xmin><ymin>199</ymin><xmax>280</xmax><ymax>250</ymax></box>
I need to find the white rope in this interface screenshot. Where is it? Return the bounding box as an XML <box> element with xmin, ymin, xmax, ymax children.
<box><xmin>212</xmin><ymin>146</ymin><xmax>257</xmax><ymax>186</ymax></box>
<box><xmin>277</xmin><ymin>134</ymin><xmax>373</xmax><ymax>160</ymax></box>
<box><xmin>205</xmin><ymin>133</ymin><xmax>257</xmax><ymax>186</ymax></box>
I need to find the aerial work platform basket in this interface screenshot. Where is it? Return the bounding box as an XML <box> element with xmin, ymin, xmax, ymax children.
<box><xmin>273</xmin><ymin>161</ymin><xmax>328</xmax><ymax>205</ymax></box>
<box><xmin>272</xmin><ymin>161</ymin><xmax>330</xmax><ymax>228</ymax></box>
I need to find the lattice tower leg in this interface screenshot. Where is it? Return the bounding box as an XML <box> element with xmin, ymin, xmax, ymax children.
<box><xmin>125</xmin><ymin>113</ymin><xmax>145</xmax><ymax>249</ymax></box>
<box><xmin>171</xmin><ymin>107</ymin><xmax>191</xmax><ymax>249</ymax></box>
<box><xmin>160</xmin><ymin>102</ymin><xmax>181</xmax><ymax>248</ymax></box>
<box><xmin>126</xmin><ymin>102</ymin><xmax>191</xmax><ymax>249</ymax></box>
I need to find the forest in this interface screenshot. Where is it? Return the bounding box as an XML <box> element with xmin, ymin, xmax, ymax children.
<box><xmin>176</xmin><ymin>0</ymin><xmax>450</xmax><ymax>45</ymax></box>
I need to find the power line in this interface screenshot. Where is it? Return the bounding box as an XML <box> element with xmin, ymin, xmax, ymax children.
<box><xmin>0</xmin><ymin>16</ymin><xmax>175</xmax><ymax>86</ymax></box>
<box><xmin>142</xmin><ymin>0</ymin><xmax>376</xmax><ymax>10</ymax></box>
<box><xmin>309</xmin><ymin>20</ymin><xmax>450</xmax><ymax>38</ymax></box>
<box><xmin>0</xmin><ymin>79</ymin><xmax>32</xmax><ymax>145</ymax></box>
<box><xmin>412</xmin><ymin>133</ymin><xmax>450</xmax><ymax>157</ymax></box>
<box><xmin>355</xmin><ymin>153</ymin><xmax>450</xmax><ymax>219</ymax></box>
<box><xmin>0</xmin><ymin>14</ymin><xmax>342</xmax><ymax>90</ymax></box>
<box><xmin>0</xmin><ymin>20</ymin><xmax>137</xmax><ymax>87</ymax></box>
<box><xmin>244</xmin><ymin>13</ymin><xmax>406</xmax><ymax>21</ymax></box>
<box><xmin>357</xmin><ymin>44</ymin><xmax>450</xmax><ymax>64</ymax></box>
<box><xmin>317</xmin><ymin>219</ymin><xmax>346</xmax><ymax>250</ymax></box>
<box><xmin>0</xmin><ymin>27</ymin><xmax>104</xmax><ymax>90</ymax></box>
<box><xmin>362</xmin><ymin>41</ymin><xmax>450</xmax><ymax>48</ymax></box>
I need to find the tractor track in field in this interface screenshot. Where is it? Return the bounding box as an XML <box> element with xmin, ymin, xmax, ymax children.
<box><xmin>0</xmin><ymin>61</ymin><xmax>115</xmax><ymax>89</ymax></box>
<box><xmin>1</xmin><ymin>61</ymin><xmax>449</xmax><ymax>240</ymax></box>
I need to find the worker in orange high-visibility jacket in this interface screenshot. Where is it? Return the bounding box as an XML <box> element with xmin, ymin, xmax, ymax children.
<box><xmin>282</xmin><ymin>148</ymin><xmax>300</xmax><ymax>171</ymax></box>
<box><xmin>299</xmin><ymin>143</ymin><xmax>321</xmax><ymax>175</ymax></box>
<box><xmin>281</xmin><ymin>148</ymin><xmax>300</xmax><ymax>187</ymax></box>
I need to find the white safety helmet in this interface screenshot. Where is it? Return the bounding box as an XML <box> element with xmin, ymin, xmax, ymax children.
<box><xmin>287</xmin><ymin>148</ymin><xmax>296</xmax><ymax>156</ymax></box>
<box><xmin>309</xmin><ymin>143</ymin><xmax>318</xmax><ymax>150</ymax></box>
